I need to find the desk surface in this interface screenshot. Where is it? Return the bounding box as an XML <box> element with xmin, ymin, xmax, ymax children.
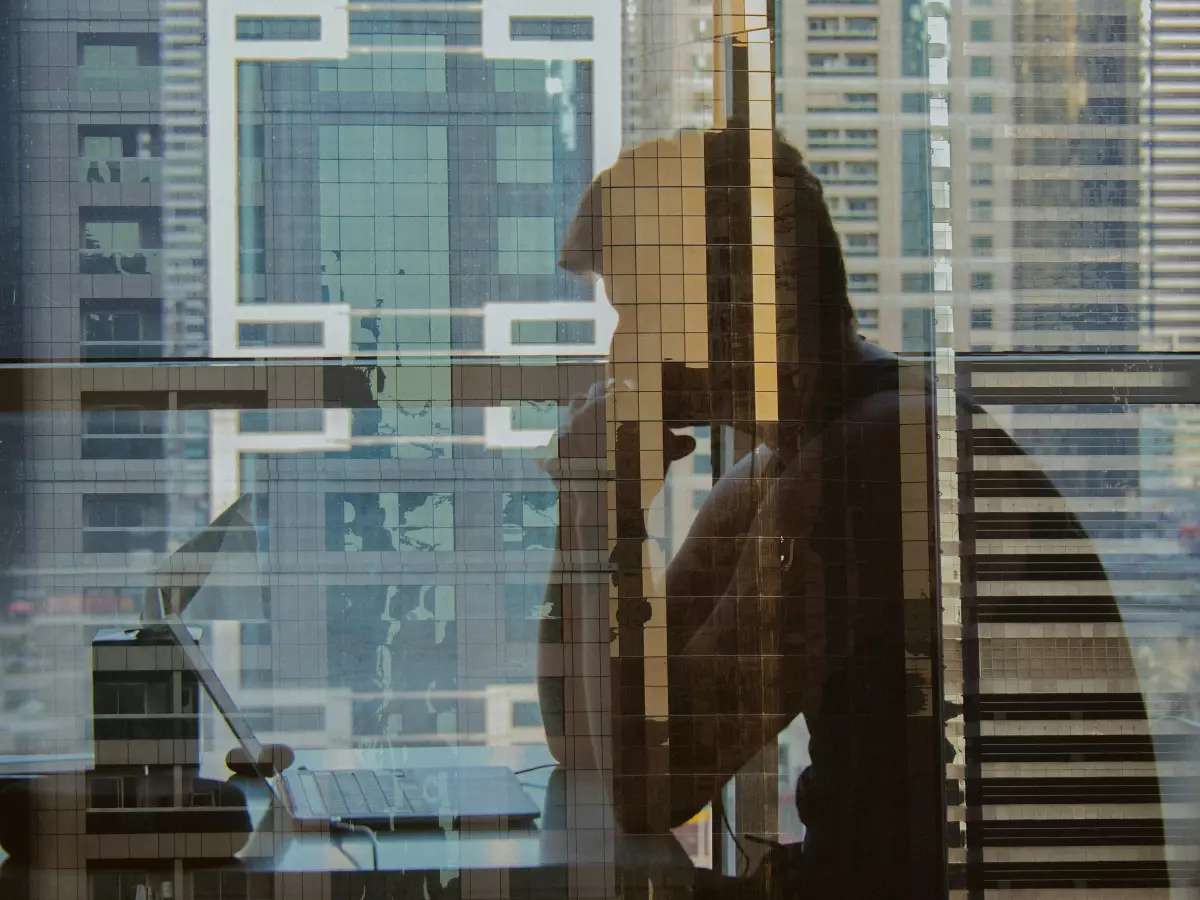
<box><xmin>0</xmin><ymin>745</ymin><xmax>694</xmax><ymax>875</ymax></box>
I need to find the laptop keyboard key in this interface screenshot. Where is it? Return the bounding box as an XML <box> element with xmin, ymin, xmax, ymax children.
<box><xmin>335</xmin><ymin>772</ymin><xmax>368</xmax><ymax>814</ymax></box>
<box><xmin>315</xmin><ymin>773</ymin><xmax>348</xmax><ymax>817</ymax></box>
<box><xmin>358</xmin><ymin>772</ymin><xmax>391</xmax><ymax>814</ymax></box>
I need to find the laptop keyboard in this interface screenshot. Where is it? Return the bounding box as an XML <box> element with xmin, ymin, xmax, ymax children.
<box><xmin>311</xmin><ymin>770</ymin><xmax>426</xmax><ymax>817</ymax></box>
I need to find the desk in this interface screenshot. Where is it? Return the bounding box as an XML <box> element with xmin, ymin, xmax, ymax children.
<box><xmin>0</xmin><ymin>745</ymin><xmax>696</xmax><ymax>898</ymax></box>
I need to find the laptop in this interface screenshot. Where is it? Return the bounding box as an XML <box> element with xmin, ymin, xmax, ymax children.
<box><xmin>150</xmin><ymin>610</ymin><xmax>541</xmax><ymax>831</ymax></box>
<box><xmin>139</xmin><ymin>496</ymin><xmax>540</xmax><ymax>831</ymax></box>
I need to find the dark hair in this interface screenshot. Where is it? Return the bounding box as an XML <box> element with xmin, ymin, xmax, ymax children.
<box><xmin>560</xmin><ymin>129</ymin><xmax>858</xmax><ymax>448</ymax></box>
<box><xmin>561</xmin><ymin>128</ymin><xmax>854</xmax><ymax>330</ymax></box>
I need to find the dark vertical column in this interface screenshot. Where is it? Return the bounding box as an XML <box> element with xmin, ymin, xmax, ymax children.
<box><xmin>0</xmin><ymin>0</ymin><xmax>26</xmax><ymax>612</ymax></box>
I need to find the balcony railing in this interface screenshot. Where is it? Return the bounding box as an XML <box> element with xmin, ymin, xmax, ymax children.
<box><xmin>809</xmin><ymin>138</ymin><xmax>879</xmax><ymax>149</ymax></box>
<box><xmin>78</xmin><ymin>158</ymin><xmax>163</xmax><ymax>184</ymax></box>
<box><xmin>824</xmin><ymin>175</ymin><xmax>880</xmax><ymax>186</ymax></box>
<box><xmin>81</xmin><ymin>340</ymin><xmax>165</xmax><ymax>360</ymax></box>
<box><xmin>809</xmin><ymin>66</ymin><xmax>879</xmax><ymax>77</ymax></box>
<box><xmin>76</xmin><ymin>66</ymin><xmax>162</xmax><ymax>93</ymax></box>
<box><xmin>808</xmin><ymin>30</ymin><xmax>879</xmax><ymax>40</ymax></box>
<box><xmin>79</xmin><ymin>249</ymin><xmax>161</xmax><ymax>277</ymax></box>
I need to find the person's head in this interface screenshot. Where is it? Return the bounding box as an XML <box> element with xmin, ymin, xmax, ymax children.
<box><xmin>559</xmin><ymin>128</ymin><xmax>858</xmax><ymax>425</ymax></box>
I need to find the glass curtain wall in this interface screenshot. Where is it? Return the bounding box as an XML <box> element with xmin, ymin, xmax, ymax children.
<box><xmin>0</xmin><ymin>0</ymin><xmax>1198</xmax><ymax>896</ymax></box>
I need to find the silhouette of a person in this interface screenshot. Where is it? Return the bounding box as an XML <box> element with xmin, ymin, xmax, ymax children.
<box><xmin>539</xmin><ymin>128</ymin><xmax>1144</xmax><ymax>898</ymax></box>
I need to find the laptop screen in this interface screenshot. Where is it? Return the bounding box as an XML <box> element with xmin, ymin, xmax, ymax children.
<box><xmin>159</xmin><ymin>611</ymin><xmax>267</xmax><ymax>771</ymax></box>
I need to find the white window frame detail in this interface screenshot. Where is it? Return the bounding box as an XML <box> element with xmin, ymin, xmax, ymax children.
<box><xmin>206</xmin><ymin>0</ymin><xmax>621</xmax><ymax>363</ymax></box>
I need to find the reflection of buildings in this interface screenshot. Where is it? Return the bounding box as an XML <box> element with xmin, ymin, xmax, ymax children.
<box><xmin>945</xmin><ymin>1</ymin><xmax>1191</xmax><ymax>894</ymax></box>
<box><xmin>1143</xmin><ymin>0</ymin><xmax>1200</xmax><ymax>349</ymax></box>
<box><xmin>3</xmin><ymin>0</ymin><xmax>596</xmax><ymax>762</ymax></box>
<box><xmin>1</xmin><ymin>0</ymin><xmax>1198</xmax><ymax>897</ymax></box>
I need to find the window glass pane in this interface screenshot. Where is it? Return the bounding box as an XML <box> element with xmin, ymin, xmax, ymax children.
<box><xmin>6</xmin><ymin>1</ymin><xmax>1197</xmax><ymax>892</ymax></box>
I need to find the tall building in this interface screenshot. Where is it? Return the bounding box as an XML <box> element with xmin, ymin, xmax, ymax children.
<box><xmin>3</xmin><ymin>0</ymin><xmax>614</xmax><ymax>749</ymax></box>
<box><xmin>1143</xmin><ymin>0</ymin><xmax>1200</xmax><ymax>349</ymax></box>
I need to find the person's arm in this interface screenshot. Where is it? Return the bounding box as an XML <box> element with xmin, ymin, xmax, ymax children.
<box><xmin>539</xmin><ymin>384</ymin><xmax>916</xmax><ymax>827</ymax></box>
<box><xmin>537</xmin><ymin>384</ymin><xmax>614</xmax><ymax>772</ymax></box>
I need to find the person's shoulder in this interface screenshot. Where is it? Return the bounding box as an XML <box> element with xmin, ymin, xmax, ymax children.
<box><xmin>851</xmin><ymin>338</ymin><xmax>983</xmax><ymax>416</ymax></box>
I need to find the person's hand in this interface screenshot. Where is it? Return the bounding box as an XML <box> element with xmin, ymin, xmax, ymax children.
<box><xmin>542</xmin><ymin>378</ymin><xmax>698</xmax><ymax>482</ymax></box>
<box><xmin>543</xmin><ymin>379</ymin><xmax>613</xmax><ymax>485</ymax></box>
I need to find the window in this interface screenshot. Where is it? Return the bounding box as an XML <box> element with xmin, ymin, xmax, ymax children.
<box><xmin>93</xmin><ymin>679</ymin><xmax>177</xmax><ymax>717</ymax></box>
<box><xmin>856</xmin><ymin>308</ymin><xmax>880</xmax><ymax>328</ymax></box>
<box><xmin>810</xmin><ymin>161</ymin><xmax>839</xmax><ymax>180</ymax></box>
<box><xmin>971</xmin><ymin>272</ymin><xmax>995</xmax><ymax>291</ymax></box>
<box><xmin>901</xmin><ymin>307</ymin><xmax>934</xmax><ymax>353</ymax></box>
<box><xmin>236</xmin><ymin>16</ymin><xmax>321</xmax><ymax>40</ymax></box>
<box><xmin>970</xmin><ymin>163</ymin><xmax>993</xmax><ymax>186</ymax></box>
<box><xmin>845</xmin><ymin>17</ymin><xmax>877</xmax><ymax>35</ymax></box>
<box><xmin>848</xmin><ymin>272</ymin><xmax>879</xmax><ymax>293</ymax></box>
<box><xmin>243</xmin><ymin>706</ymin><xmax>325</xmax><ymax>733</ymax></box>
<box><xmin>78</xmin><ymin>33</ymin><xmax>159</xmax><ymax>66</ymax></box>
<box><xmin>970</xmin><ymin>19</ymin><xmax>994</xmax><ymax>41</ymax></box>
<box><xmin>497</xmin><ymin>216</ymin><xmax>556</xmax><ymax>275</ymax></box>
<box><xmin>846</xmin><ymin>128</ymin><xmax>878</xmax><ymax>146</ymax></box>
<box><xmin>78</xmin><ymin>125</ymin><xmax>161</xmax><ymax>184</ymax></box>
<box><xmin>808</xmin><ymin>129</ymin><xmax>839</xmax><ymax>144</ymax></box>
<box><xmin>81</xmin><ymin>392</ymin><xmax>167</xmax><ymax>460</ymax></box>
<box><xmin>83</xmin><ymin>494</ymin><xmax>168</xmax><ymax>553</ymax></box>
<box><xmin>901</xmin><ymin>129</ymin><xmax>933</xmax><ymax>258</ymax></box>
<box><xmin>80</xmin><ymin>587</ymin><xmax>140</xmax><ymax>615</ymax></box>
<box><xmin>902</xmin><ymin>273</ymin><xmax>934</xmax><ymax>293</ymax></box>
<box><xmin>901</xmin><ymin>92</ymin><xmax>928</xmax><ymax>114</ymax></box>
<box><xmin>496</xmin><ymin>126</ymin><xmax>553</xmax><ymax>184</ymax></box>
<box><xmin>239</xmin><ymin>323</ymin><xmax>322</xmax><ymax>349</ymax></box>
<box><xmin>240</xmin><ymin>622</ymin><xmax>273</xmax><ymax>689</ymax></box>
<box><xmin>80</xmin><ymin>207</ymin><xmax>161</xmax><ymax>276</ymax></box>
<box><xmin>808</xmin><ymin>16</ymin><xmax>837</xmax><ymax>32</ymax></box>
<box><xmin>91</xmin><ymin>871</ymin><xmax>182</xmax><ymax>900</ymax></box>
<box><xmin>844</xmin><ymin>233</ymin><xmax>878</xmax><ymax>257</ymax></box>
<box><xmin>177</xmin><ymin>391</ymin><xmax>269</xmax><ymax>461</ymax></box>
<box><xmin>317</xmin><ymin>34</ymin><xmax>447</xmax><ymax>93</ymax></box>
<box><xmin>192</xmin><ymin>871</ymin><xmax>275</xmax><ymax>900</ymax></box>
<box><xmin>846</xmin><ymin>197</ymin><xmax>878</xmax><ymax>217</ymax></box>
<box><xmin>89</xmin><ymin>775</ymin><xmax>151</xmax><ymax>810</ymax></box>
<box><xmin>970</xmin><ymin>199</ymin><xmax>994</xmax><ymax>222</ymax></box>
<box><xmin>506</xmin><ymin>583</ymin><xmax>561</xmax><ymax>643</ymax></box>
<box><xmin>846</xmin><ymin>53</ymin><xmax>878</xmax><ymax>72</ymax></box>
<box><xmin>971</xmin><ymin>307</ymin><xmax>995</xmax><ymax>329</ymax></box>
<box><xmin>325</xmin><ymin>492</ymin><xmax>455</xmax><ymax>552</ymax></box>
<box><xmin>501</xmin><ymin>491</ymin><xmax>558</xmax><ymax>551</ymax></box>
<box><xmin>970</xmin><ymin>134</ymin><xmax>994</xmax><ymax>151</ymax></box>
<box><xmin>809</xmin><ymin>53</ymin><xmax>839</xmax><ymax>72</ymax></box>
<box><xmin>845</xmin><ymin>92</ymin><xmax>878</xmax><ymax>109</ymax></box>
<box><xmin>76</xmin><ymin>34</ymin><xmax>159</xmax><ymax>91</ymax></box>
<box><xmin>971</xmin><ymin>95</ymin><xmax>994</xmax><ymax>114</ymax></box>
<box><xmin>971</xmin><ymin>235</ymin><xmax>995</xmax><ymax>256</ymax></box>
<box><xmin>81</xmin><ymin>299</ymin><xmax>163</xmax><ymax>359</ymax></box>
<box><xmin>970</xmin><ymin>56</ymin><xmax>993</xmax><ymax>78</ymax></box>
<box><xmin>846</xmin><ymin>161</ymin><xmax>878</xmax><ymax>182</ymax></box>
